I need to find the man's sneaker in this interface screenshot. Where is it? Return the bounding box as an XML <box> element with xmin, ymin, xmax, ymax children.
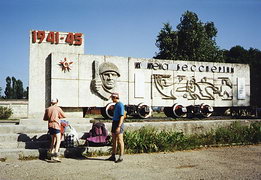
<box><xmin>52</xmin><ymin>156</ymin><xmax>61</xmax><ymax>163</ymax></box>
<box><xmin>115</xmin><ymin>158</ymin><xmax>123</xmax><ymax>163</ymax></box>
<box><xmin>107</xmin><ymin>156</ymin><xmax>116</xmax><ymax>161</ymax></box>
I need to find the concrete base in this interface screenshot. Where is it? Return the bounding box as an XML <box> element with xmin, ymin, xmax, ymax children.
<box><xmin>19</xmin><ymin>118</ymin><xmax>92</xmax><ymax>125</ymax></box>
<box><xmin>0</xmin><ymin>118</ymin><xmax>260</xmax><ymax>161</ymax></box>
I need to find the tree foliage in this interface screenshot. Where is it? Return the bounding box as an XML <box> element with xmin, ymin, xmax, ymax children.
<box><xmin>223</xmin><ymin>46</ymin><xmax>261</xmax><ymax>107</ymax></box>
<box><xmin>155</xmin><ymin>11</ymin><xmax>223</xmax><ymax>62</ymax></box>
<box><xmin>4</xmin><ymin>76</ymin><xmax>28</xmax><ymax>99</ymax></box>
<box><xmin>154</xmin><ymin>10</ymin><xmax>261</xmax><ymax>107</ymax></box>
<box><xmin>223</xmin><ymin>46</ymin><xmax>261</xmax><ymax>65</ymax></box>
<box><xmin>4</xmin><ymin>77</ymin><xmax>12</xmax><ymax>99</ymax></box>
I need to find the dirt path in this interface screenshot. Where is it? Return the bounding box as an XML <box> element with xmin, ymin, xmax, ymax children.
<box><xmin>0</xmin><ymin>145</ymin><xmax>260</xmax><ymax>180</ymax></box>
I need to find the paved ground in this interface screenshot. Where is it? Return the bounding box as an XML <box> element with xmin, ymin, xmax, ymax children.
<box><xmin>0</xmin><ymin>145</ymin><xmax>260</xmax><ymax>180</ymax></box>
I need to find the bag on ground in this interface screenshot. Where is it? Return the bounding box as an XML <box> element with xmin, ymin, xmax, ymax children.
<box><xmin>63</xmin><ymin>122</ymin><xmax>79</xmax><ymax>148</ymax></box>
<box><xmin>86</xmin><ymin>122</ymin><xmax>110</xmax><ymax>146</ymax></box>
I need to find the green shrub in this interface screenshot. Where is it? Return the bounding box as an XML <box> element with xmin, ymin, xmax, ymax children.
<box><xmin>214</xmin><ymin>122</ymin><xmax>261</xmax><ymax>145</ymax></box>
<box><xmin>124</xmin><ymin>127</ymin><xmax>158</xmax><ymax>153</ymax></box>
<box><xmin>0</xmin><ymin>106</ymin><xmax>13</xmax><ymax>119</ymax></box>
<box><xmin>124</xmin><ymin>127</ymin><xmax>200</xmax><ymax>153</ymax></box>
<box><xmin>124</xmin><ymin>122</ymin><xmax>261</xmax><ymax>153</ymax></box>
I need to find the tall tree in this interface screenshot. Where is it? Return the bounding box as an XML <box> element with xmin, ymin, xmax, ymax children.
<box><xmin>4</xmin><ymin>77</ymin><xmax>12</xmax><ymax>99</ymax></box>
<box><xmin>155</xmin><ymin>11</ymin><xmax>224</xmax><ymax>62</ymax></box>
<box><xmin>16</xmin><ymin>80</ymin><xmax>24</xmax><ymax>99</ymax></box>
<box><xmin>11</xmin><ymin>77</ymin><xmax>17</xmax><ymax>99</ymax></box>
<box><xmin>4</xmin><ymin>76</ymin><xmax>26</xmax><ymax>99</ymax></box>
<box><xmin>23</xmin><ymin>86</ymin><xmax>29</xmax><ymax>99</ymax></box>
<box><xmin>247</xmin><ymin>48</ymin><xmax>261</xmax><ymax>65</ymax></box>
<box><xmin>223</xmin><ymin>46</ymin><xmax>261</xmax><ymax>65</ymax></box>
<box><xmin>154</xmin><ymin>23</ymin><xmax>178</xmax><ymax>60</ymax></box>
<box><xmin>223</xmin><ymin>46</ymin><xmax>248</xmax><ymax>64</ymax></box>
<box><xmin>0</xmin><ymin>86</ymin><xmax>2</xmax><ymax>98</ymax></box>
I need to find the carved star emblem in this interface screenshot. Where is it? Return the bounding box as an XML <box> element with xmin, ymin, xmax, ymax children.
<box><xmin>59</xmin><ymin>58</ymin><xmax>73</xmax><ymax>72</ymax></box>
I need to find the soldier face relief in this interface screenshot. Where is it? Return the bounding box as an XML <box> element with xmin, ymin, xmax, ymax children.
<box><xmin>91</xmin><ymin>61</ymin><xmax>121</xmax><ymax>100</ymax></box>
<box><xmin>100</xmin><ymin>71</ymin><xmax>118</xmax><ymax>89</ymax></box>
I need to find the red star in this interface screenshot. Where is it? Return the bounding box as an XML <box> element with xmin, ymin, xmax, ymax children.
<box><xmin>59</xmin><ymin>58</ymin><xmax>73</xmax><ymax>72</ymax></box>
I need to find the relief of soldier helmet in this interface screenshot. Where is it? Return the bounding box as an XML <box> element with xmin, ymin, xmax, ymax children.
<box><xmin>99</xmin><ymin>62</ymin><xmax>120</xmax><ymax>77</ymax></box>
<box><xmin>99</xmin><ymin>62</ymin><xmax>120</xmax><ymax>90</ymax></box>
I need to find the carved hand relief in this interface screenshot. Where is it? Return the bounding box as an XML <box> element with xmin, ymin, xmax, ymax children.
<box><xmin>153</xmin><ymin>74</ymin><xmax>233</xmax><ymax>101</ymax></box>
<box><xmin>91</xmin><ymin>61</ymin><xmax>120</xmax><ymax>100</ymax></box>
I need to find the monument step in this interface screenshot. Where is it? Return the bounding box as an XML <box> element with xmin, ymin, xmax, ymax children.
<box><xmin>0</xmin><ymin>124</ymin><xmax>46</xmax><ymax>134</ymax></box>
<box><xmin>0</xmin><ymin>132</ymin><xmax>87</xmax><ymax>143</ymax></box>
<box><xmin>0</xmin><ymin>124</ymin><xmax>96</xmax><ymax>134</ymax></box>
<box><xmin>19</xmin><ymin>118</ymin><xmax>93</xmax><ymax>125</ymax></box>
<box><xmin>0</xmin><ymin>133</ymin><xmax>49</xmax><ymax>142</ymax></box>
<box><xmin>0</xmin><ymin>141</ymin><xmax>50</xmax><ymax>149</ymax></box>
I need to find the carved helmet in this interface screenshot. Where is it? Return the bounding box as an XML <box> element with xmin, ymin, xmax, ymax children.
<box><xmin>99</xmin><ymin>62</ymin><xmax>120</xmax><ymax>77</ymax></box>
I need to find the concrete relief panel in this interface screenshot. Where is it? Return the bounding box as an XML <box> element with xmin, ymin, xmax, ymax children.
<box><xmin>79</xmin><ymin>54</ymin><xmax>104</xmax><ymax>80</ymax></box>
<box><xmin>237</xmin><ymin>78</ymin><xmax>246</xmax><ymax>100</ymax></box>
<box><xmin>232</xmin><ymin>63</ymin><xmax>250</xmax><ymax>86</ymax></box>
<box><xmin>151</xmin><ymin>59</ymin><xmax>175</xmax><ymax>99</ymax></box>
<box><xmin>151</xmin><ymin>74</ymin><xmax>175</xmax><ymax>107</ymax></box>
<box><xmin>216</xmin><ymin>77</ymin><xmax>234</xmax><ymax>107</ymax></box>
<box><xmin>152</xmin><ymin>73</ymin><xmax>175</xmax><ymax>99</ymax></box>
<box><xmin>149</xmin><ymin>59</ymin><xmax>175</xmax><ymax>106</ymax></box>
<box><xmin>115</xmin><ymin>81</ymin><xmax>129</xmax><ymax>105</ymax></box>
<box><xmin>129</xmin><ymin>57</ymin><xmax>153</xmax><ymax>83</ymax></box>
<box><xmin>134</xmin><ymin>72</ymin><xmax>145</xmax><ymax>98</ymax></box>
<box><xmin>213</xmin><ymin>77</ymin><xmax>233</xmax><ymax>101</ymax></box>
<box><xmin>51</xmin><ymin>53</ymin><xmax>80</xmax><ymax>107</ymax></box>
<box><xmin>212</xmin><ymin>62</ymin><xmax>233</xmax><ymax>104</ymax></box>
<box><xmin>232</xmin><ymin>84</ymin><xmax>250</xmax><ymax>106</ymax></box>
<box><xmin>194</xmin><ymin>61</ymin><xmax>213</xmax><ymax>82</ymax></box>
<box><xmin>105</xmin><ymin>56</ymin><xmax>128</xmax><ymax>82</ymax></box>
<box><xmin>51</xmin><ymin>53</ymin><xmax>79</xmax><ymax>79</ymax></box>
<box><xmin>129</xmin><ymin>82</ymin><xmax>152</xmax><ymax>106</ymax></box>
<box><xmin>51</xmin><ymin>79</ymin><xmax>79</xmax><ymax>107</ymax></box>
<box><xmin>182</xmin><ymin>76</ymin><xmax>218</xmax><ymax>101</ymax></box>
<box><xmin>129</xmin><ymin>57</ymin><xmax>153</xmax><ymax>105</ymax></box>
<box><xmin>91</xmin><ymin>60</ymin><xmax>121</xmax><ymax>100</ymax></box>
<box><xmin>171</xmin><ymin>61</ymin><xmax>196</xmax><ymax>105</ymax></box>
<box><xmin>49</xmin><ymin>53</ymin><xmax>250</xmax><ymax>108</ymax></box>
<box><xmin>78</xmin><ymin>79</ymin><xmax>106</xmax><ymax>107</ymax></box>
<box><xmin>78</xmin><ymin>55</ymin><xmax>106</xmax><ymax>107</ymax></box>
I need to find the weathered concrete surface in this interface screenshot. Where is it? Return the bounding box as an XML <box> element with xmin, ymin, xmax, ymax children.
<box><xmin>0</xmin><ymin>145</ymin><xmax>260</xmax><ymax>180</ymax></box>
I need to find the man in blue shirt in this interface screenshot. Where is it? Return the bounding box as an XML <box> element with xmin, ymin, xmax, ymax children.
<box><xmin>107</xmin><ymin>92</ymin><xmax>125</xmax><ymax>163</ymax></box>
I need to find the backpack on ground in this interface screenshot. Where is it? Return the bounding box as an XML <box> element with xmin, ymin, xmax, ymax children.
<box><xmin>86</xmin><ymin>122</ymin><xmax>110</xmax><ymax>146</ymax></box>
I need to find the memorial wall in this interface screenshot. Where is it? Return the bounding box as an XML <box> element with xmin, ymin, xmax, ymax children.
<box><xmin>29</xmin><ymin>30</ymin><xmax>250</xmax><ymax>118</ymax></box>
<box><xmin>50</xmin><ymin>53</ymin><xmax>250</xmax><ymax>108</ymax></box>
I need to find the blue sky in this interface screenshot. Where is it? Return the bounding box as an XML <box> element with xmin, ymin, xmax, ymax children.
<box><xmin>0</xmin><ymin>0</ymin><xmax>260</xmax><ymax>96</ymax></box>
